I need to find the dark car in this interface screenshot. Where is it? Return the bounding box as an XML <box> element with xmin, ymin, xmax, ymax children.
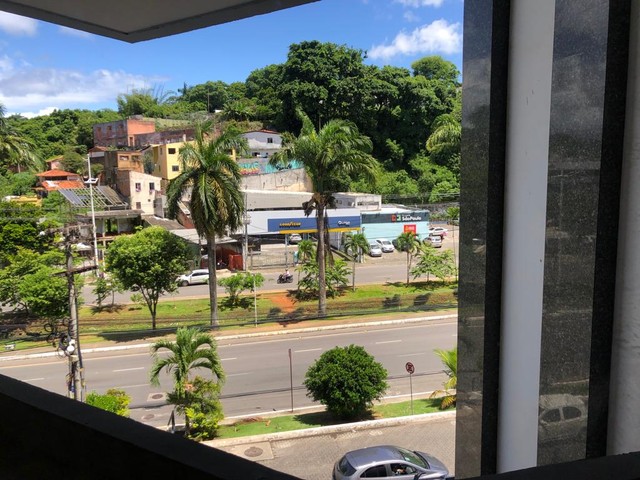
<box><xmin>333</xmin><ymin>445</ymin><xmax>449</xmax><ymax>480</ymax></box>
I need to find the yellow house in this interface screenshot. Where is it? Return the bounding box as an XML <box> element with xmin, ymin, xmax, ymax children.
<box><xmin>150</xmin><ymin>140</ymin><xmax>194</xmax><ymax>181</ymax></box>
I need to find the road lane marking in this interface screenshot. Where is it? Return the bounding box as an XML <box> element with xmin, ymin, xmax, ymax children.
<box><xmin>397</xmin><ymin>353</ymin><xmax>426</xmax><ymax>358</ymax></box>
<box><xmin>376</xmin><ymin>340</ymin><xmax>402</xmax><ymax>344</ymax></box>
<box><xmin>294</xmin><ymin>348</ymin><xmax>321</xmax><ymax>353</ymax></box>
<box><xmin>116</xmin><ymin>384</ymin><xmax>149</xmax><ymax>389</ymax></box>
<box><xmin>113</xmin><ymin>367</ymin><xmax>144</xmax><ymax>372</ymax></box>
<box><xmin>227</xmin><ymin>372</ymin><xmax>250</xmax><ymax>377</ymax></box>
<box><xmin>221</xmin><ymin>357</ymin><xmax>237</xmax><ymax>361</ymax></box>
<box><xmin>24</xmin><ymin>377</ymin><xmax>45</xmax><ymax>382</ymax></box>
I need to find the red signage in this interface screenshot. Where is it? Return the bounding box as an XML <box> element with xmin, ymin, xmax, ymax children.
<box><xmin>404</xmin><ymin>224</ymin><xmax>417</xmax><ymax>234</ymax></box>
<box><xmin>405</xmin><ymin>362</ymin><xmax>415</xmax><ymax>374</ymax></box>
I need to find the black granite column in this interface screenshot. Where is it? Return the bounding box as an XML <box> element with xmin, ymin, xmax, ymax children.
<box><xmin>455</xmin><ymin>1</ymin><xmax>510</xmax><ymax>477</ymax></box>
<box><xmin>538</xmin><ymin>0</ymin><xmax>629</xmax><ymax>465</ymax></box>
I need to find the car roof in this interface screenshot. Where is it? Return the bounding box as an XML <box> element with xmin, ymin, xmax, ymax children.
<box><xmin>191</xmin><ymin>269</ymin><xmax>209</xmax><ymax>274</ymax></box>
<box><xmin>344</xmin><ymin>445</ymin><xmax>406</xmax><ymax>469</ymax></box>
<box><xmin>377</xmin><ymin>238</ymin><xmax>391</xmax><ymax>242</ymax></box>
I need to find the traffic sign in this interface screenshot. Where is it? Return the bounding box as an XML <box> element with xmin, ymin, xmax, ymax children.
<box><xmin>405</xmin><ymin>362</ymin><xmax>415</xmax><ymax>374</ymax></box>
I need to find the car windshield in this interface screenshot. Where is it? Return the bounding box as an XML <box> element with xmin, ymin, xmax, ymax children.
<box><xmin>337</xmin><ymin>456</ymin><xmax>356</xmax><ymax>475</ymax></box>
<box><xmin>395</xmin><ymin>447</ymin><xmax>428</xmax><ymax>468</ymax></box>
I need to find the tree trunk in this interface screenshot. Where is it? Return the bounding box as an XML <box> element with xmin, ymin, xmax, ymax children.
<box><xmin>207</xmin><ymin>237</ymin><xmax>219</xmax><ymax>329</ymax></box>
<box><xmin>352</xmin><ymin>259</ymin><xmax>356</xmax><ymax>291</ymax></box>
<box><xmin>316</xmin><ymin>205</ymin><xmax>327</xmax><ymax>316</ymax></box>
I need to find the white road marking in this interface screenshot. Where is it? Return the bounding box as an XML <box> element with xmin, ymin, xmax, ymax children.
<box><xmin>397</xmin><ymin>353</ymin><xmax>426</xmax><ymax>358</ymax></box>
<box><xmin>294</xmin><ymin>348</ymin><xmax>321</xmax><ymax>353</ymax></box>
<box><xmin>113</xmin><ymin>367</ymin><xmax>144</xmax><ymax>372</ymax></box>
<box><xmin>227</xmin><ymin>372</ymin><xmax>250</xmax><ymax>377</ymax></box>
<box><xmin>116</xmin><ymin>383</ymin><xmax>149</xmax><ymax>389</ymax></box>
<box><xmin>376</xmin><ymin>340</ymin><xmax>402</xmax><ymax>345</ymax></box>
<box><xmin>24</xmin><ymin>377</ymin><xmax>45</xmax><ymax>382</ymax></box>
<box><xmin>221</xmin><ymin>357</ymin><xmax>237</xmax><ymax>361</ymax></box>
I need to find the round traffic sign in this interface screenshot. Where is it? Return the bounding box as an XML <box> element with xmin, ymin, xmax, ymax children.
<box><xmin>405</xmin><ymin>362</ymin><xmax>415</xmax><ymax>374</ymax></box>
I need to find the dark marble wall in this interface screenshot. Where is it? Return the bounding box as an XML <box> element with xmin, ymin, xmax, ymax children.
<box><xmin>456</xmin><ymin>0</ymin><xmax>510</xmax><ymax>477</ymax></box>
<box><xmin>538</xmin><ymin>0</ymin><xmax>629</xmax><ymax>465</ymax></box>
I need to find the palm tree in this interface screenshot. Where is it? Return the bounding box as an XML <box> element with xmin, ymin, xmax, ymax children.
<box><xmin>429</xmin><ymin>346</ymin><xmax>457</xmax><ymax>409</ymax></box>
<box><xmin>166</xmin><ymin>121</ymin><xmax>247</xmax><ymax>328</ymax></box>
<box><xmin>270</xmin><ymin>110</ymin><xmax>378</xmax><ymax>316</ymax></box>
<box><xmin>395</xmin><ymin>232</ymin><xmax>420</xmax><ymax>285</ymax></box>
<box><xmin>426</xmin><ymin>113</ymin><xmax>461</xmax><ymax>154</ymax></box>
<box><xmin>0</xmin><ymin>103</ymin><xmax>41</xmax><ymax>173</ymax></box>
<box><xmin>150</xmin><ymin>327</ymin><xmax>225</xmax><ymax>436</ymax></box>
<box><xmin>343</xmin><ymin>232</ymin><xmax>369</xmax><ymax>291</ymax></box>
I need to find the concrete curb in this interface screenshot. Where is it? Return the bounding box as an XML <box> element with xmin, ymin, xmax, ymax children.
<box><xmin>204</xmin><ymin>410</ymin><xmax>457</xmax><ymax>448</ymax></box>
<box><xmin>0</xmin><ymin>314</ymin><xmax>457</xmax><ymax>362</ymax></box>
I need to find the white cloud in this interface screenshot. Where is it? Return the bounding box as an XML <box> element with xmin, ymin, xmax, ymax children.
<box><xmin>0</xmin><ymin>12</ymin><xmax>37</xmax><ymax>36</ymax></box>
<box><xmin>395</xmin><ymin>0</ymin><xmax>444</xmax><ymax>7</ymax></box>
<box><xmin>16</xmin><ymin>107</ymin><xmax>57</xmax><ymax>119</ymax></box>
<box><xmin>369</xmin><ymin>19</ymin><xmax>461</xmax><ymax>60</ymax></box>
<box><xmin>58</xmin><ymin>26</ymin><xmax>94</xmax><ymax>39</ymax></box>
<box><xmin>0</xmin><ymin>58</ymin><xmax>167</xmax><ymax>114</ymax></box>
<box><xmin>403</xmin><ymin>11</ymin><xmax>421</xmax><ymax>22</ymax></box>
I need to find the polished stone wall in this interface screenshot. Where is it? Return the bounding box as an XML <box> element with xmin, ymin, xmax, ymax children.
<box><xmin>457</xmin><ymin>0</ymin><xmax>631</xmax><ymax>476</ymax></box>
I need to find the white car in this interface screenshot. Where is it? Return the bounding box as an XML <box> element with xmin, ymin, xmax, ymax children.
<box><xmin>289</xmin><ymin>233</ymin><xmax>302</xmax><ymax>244</ymax></box>
<box><xmin>426</xmin><ymin>235</ymin><xmax>443</xmax><ymax>248</ymax></box>
<box><xmin>428</xmin><ymin>226</ymin><xmax>448</xmax><ymax>238</ymax></box>
<box><xmin>176</xmin><ymin>269</ymin><xmax>210</xmax><ymax>286</ymax></box>
<box><xmin>375</xmin><ymin>239</ymin><xmax>395</xmax><ymax>253</ymax></box>
<box><xmin>368</xmin><ymin>243</ymin><xmax>383</xmax><ymax>257</ymax></box>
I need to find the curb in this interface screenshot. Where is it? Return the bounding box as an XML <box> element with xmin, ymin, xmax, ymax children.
<box><xmin>204</xmin><ymin>410</ymin><xmax>457</xmax><ymax>448</ymax></box>
<box><xmin>0</xmin><ymin>314</ymin><xmax>457</xmax><ymax>362</ymax></box>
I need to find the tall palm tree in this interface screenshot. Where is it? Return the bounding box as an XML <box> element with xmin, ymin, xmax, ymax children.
<box><xmin>0</xmin><ymin>103</ymin><xmax>41</xmax><ymax>173</ymax></box>
<box><xmin>343</xmin><ymin>232</ymin><xmax>370</xmax><ymax>291</ymax></box>
<box><xmin>167</xmin><ymin>121</ymin><xmax>247</xmax><ymax>328</ymax></box>
<box><xmin>150</xmin><ymin>327</ymin><xmax>225</xmax><ymax>436</ymax></box>
<box><xmin>396</xmin><ymin>232</ymin><xmax>420</xmax><ymax>285</ymax></box>
<box><xmin>270</xmin><ymin>110</ymin><xmax>378</xmax><ymax>316</ymax></box>
<box><xmin>426</xmin><ymin>113</ymin><xmax>461</xmax><ymax>154</ymax></box>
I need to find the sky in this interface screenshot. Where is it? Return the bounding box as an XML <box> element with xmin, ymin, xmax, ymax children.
<box><xmin>0</xmin><ymin>0</ymin><xmax>463</xmax><ymax>118</ymax></box>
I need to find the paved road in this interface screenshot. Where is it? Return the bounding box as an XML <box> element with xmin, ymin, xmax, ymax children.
<box><xmin>0</xmin><ymin>318</ymin><xmax>456</xmax><ymax>429</ymax></box>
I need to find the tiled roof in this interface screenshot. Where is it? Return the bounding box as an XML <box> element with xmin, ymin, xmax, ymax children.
<box><xmin>41</xmin><ymin>180</ymin><xmax>85</xmax><ymax>191</ymax></box>
<box><xmin>37</xmin><ymin>169</ymin><xmax>78</xmax><ymax>178</ymax></box>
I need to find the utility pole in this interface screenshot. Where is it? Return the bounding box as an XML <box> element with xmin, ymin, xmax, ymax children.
<box><xmin>63</xmin><ymin>226</ymin><xmax>83</xmax><ymax>400</ymax></box>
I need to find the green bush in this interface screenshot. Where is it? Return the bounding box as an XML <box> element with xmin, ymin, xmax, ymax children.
<box><xmin>304</xmin><ymin>345</ymin><xmax>388</xmax><ymax>420</ymax></box>
<box><xmin>86</xmin><ymin>388</ymin><xmax>130</xmax><ymax>417</ymax></box>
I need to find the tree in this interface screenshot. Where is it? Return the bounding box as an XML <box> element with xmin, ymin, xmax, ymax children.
<box><xmin>296</xmin><ymin>259</ymin><xmax>350</xmax><ymax>300</ymax></box>
<box><xmin>218</xmin><ymin>272</ymin><xmax>264</xmax><ymax>308</ymax></box>
<box><xmin>270</xmin><ymin>110</ymin><xmax>378</xmax><ymax>316</ymax></box>
<box><xmin>429</xmin><ymin>347</ymin><xmax>457</xmax><ymax>409</ymax></box>
<box><xmin>395</xmin><ymin>232</ymin><xmax>420</xmax><ymax>285</ymax></box>
<box><xmin>0</xmin><ymin>103</ymin><xmax>41</xmax><ymax>174</ymax></box>
<box><xmin>166</xmin><ymin>121</ymin><xmax>247</xmax><ymax>328</ymax></box>
<box><xmin>92</xmin><ymin>275</ymin><xmax>124</xmax><ymax>307</ymax></box>
<box><xmin>104</xmin><ymin>226</ymin><xmax>191</xmax><ymax>330</ymax></box>
<box><xmin>304</xmin><ymin>344</ymin><xmax>388</xmax><ymax>420</ymax></box>
<box><xmin>426</xmin><ymin>113</ymin><xmax>461</xmax><ymax>176</ymax></box>
<box><xmin>343</xmin><ymin>232</ymin><xmax>369</xmax><ymax>291</ymax></box>
<box><xmin>150</xmin><ymin>327</ymin><xmax>225</xmax><ymax>438</ymax></box>
<box><xmin>411</xmin><ymin>244</ymin><xmax>456</xmax><ymax>284</ymax></box>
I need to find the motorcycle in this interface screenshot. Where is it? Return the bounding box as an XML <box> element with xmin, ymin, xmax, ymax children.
<box><xmin>277</xmin><ymin>272</ymin><xmax>294</xmax><ymax>284</ymax></box>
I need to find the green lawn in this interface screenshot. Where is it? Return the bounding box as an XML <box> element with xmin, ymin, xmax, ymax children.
<box><xmin>217</xmin><ymin>398</ymin><xmax>453</xmax><ymax>439</ymax></box>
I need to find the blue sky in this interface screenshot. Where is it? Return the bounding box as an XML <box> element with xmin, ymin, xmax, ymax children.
<box><xmin>0</xmin><ymin>0</ymin><xmax>463</xmax><ymax>118</ymax></box>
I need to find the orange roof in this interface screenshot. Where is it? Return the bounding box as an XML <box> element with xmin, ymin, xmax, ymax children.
<box><xmin>37</xmin><ymin>169</ymin><xmax>78</xmax><ymax>178</ymax></box>
<box><xmin>41</xmin><ymin>180</ymin><xmax>85</xmax><ymax>191</ymax></box>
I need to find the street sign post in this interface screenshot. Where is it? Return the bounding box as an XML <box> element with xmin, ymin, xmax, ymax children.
<box><xmin>405</xmin><ymin>362</ymin><xmax>415</xmax><ymax>414</ymax></box>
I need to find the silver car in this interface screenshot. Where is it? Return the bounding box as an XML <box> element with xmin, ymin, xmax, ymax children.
<box><xmin>333</xmin><ymin>445</ymin><xmax>449</xmax><ymax>480</ymax></box>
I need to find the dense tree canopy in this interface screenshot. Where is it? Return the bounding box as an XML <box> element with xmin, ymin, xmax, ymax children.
<box><xmin>4</xmin><ymin>42</ymin><xmax>461</xmax><ymax>202</ymax></box>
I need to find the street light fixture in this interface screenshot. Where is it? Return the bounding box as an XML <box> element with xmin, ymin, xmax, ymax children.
<box><xmin>241</xmin><ymin>209</ymin><xmax>258</xmax><ymax>327</ymax></box>
<box><xmin>85</xmin><ymin>155</ymin><xmax>100</xmax><ymax>274</ymax></box>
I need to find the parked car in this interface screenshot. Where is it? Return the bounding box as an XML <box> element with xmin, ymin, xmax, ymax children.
<box><xmin>428</xmin><ymin>226</ymin><xmax>448</xmax><ymax>237</ymax></box>
<box><xmin>538</xmin><ymin>394</ymin><xmax>588</xmax><ymax>444</ymax></box>
<box><xmin>333</xmin><ymin>445</ymin><xmax>449</xmax><ymax>480</ymax></box>
<box><xmin>176</xmin><ymin>269</ymin><xmax>210</xmax><ymax>286</ymax></box>
<box><xmin>375</xmin><ymin>238</ymin><xmax>395</xmax><ymax>253</ymax></box>
<box><xmin>369</xmin><ymin>243</ymin><xmax>383</xmax><ymax>257</ymax></box>
<box><xmin>426</xmin><ymin>235</ymin><xmax>443</xmax><ymax>248</ymax></box>
<box><xmin>289</xmin><ymin>233</ymin><xmax>303</xmax><ymax>244</ymax></box>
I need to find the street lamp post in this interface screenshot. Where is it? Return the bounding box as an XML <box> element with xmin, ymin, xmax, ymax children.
<box><xmin>242</xmin><ymin>210</ymin><xmax>258</xmax><ymax>327</ymax></box>
<box><xmin>86</xmin><ymin>155</ymin><xmax>99</xmax><ymax>274</ymax></box>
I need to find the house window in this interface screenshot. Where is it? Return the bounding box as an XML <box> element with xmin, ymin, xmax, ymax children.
<box><xmin>107</xmin><ymin>126</ymin><xmax>112</xmax><ymax>133</ymax></box>
<box><xmin>136</xmin><ymin>202</ymin><xmax>141</xmax><ymax>209</ymax></box>
<box><xmin>149</xmin><ymin>182</ymin><xmax>155</xmax><ymax>191</ymax></box>
<box><xmin>135</xmin><ymin>183</ymin><xmax>141</xmax><ymax>192</ymax></box>
<box><xmin>172</xmin><ymin>165</ymin><xmax>179</xmax><ymax>172</ymax></box>
<box><xmin>168</xmin><ymin>148</ymin><xmax>176</xmax><ymax>154</ymax></box>
<box><xmin>267</xmin><ymin>137</ymin><xmax>273</xmax><ymax>144</ymax></box>
<box><xmin>132</xmin><ymin>155</ymin><xmax>140</xmax><ymax>161</ymax></box>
